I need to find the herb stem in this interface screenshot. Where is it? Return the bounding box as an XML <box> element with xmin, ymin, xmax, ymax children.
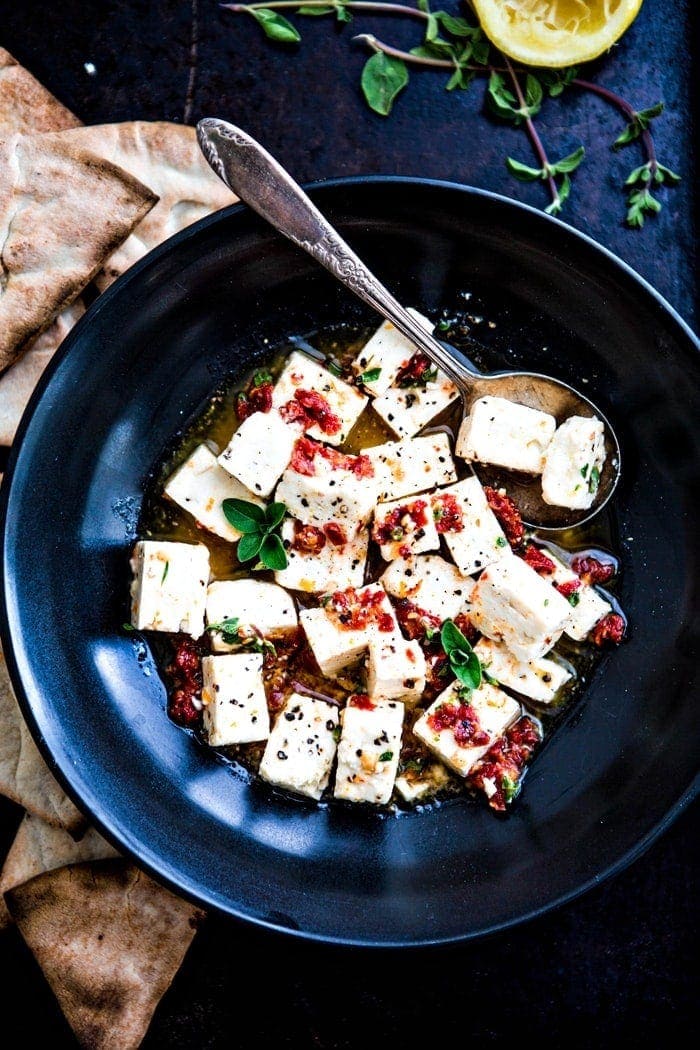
<box><xmin>222</xmin><ymin>1</ymin><xmax>430</xmax><ymax>20</ymax></box>
<box><xmin>291</xmin><ymin>680</ymin><xmax>342</xmax><ymax>705</ymax></box>
<box><xmin>505</xmin><ymin>57</ymin><xmax>560</xmax><ymax>212</ymax></box>
<box><xmin>354</xmin><ymin>33</ymin><xmax>510</xmax><ymax>72</ymax></box>
<box><xmin>573</xmin><ymin>77</ymin><xmax>658</xmax><ymax>176</ymax></box>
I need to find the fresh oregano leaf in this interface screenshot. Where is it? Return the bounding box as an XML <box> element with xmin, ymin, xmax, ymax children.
<box><xmin>446</xmin><ymin>65</ymin><xmax>474</xmax><ymax>92</ymax></box>
<box><xmin>434</xmin><ymin>12</ymin><xmax>476</xmax><ymax>37</ymax></box>
<box><xmin>655</xmin><ymin>162</ymin><xmax>681</xmax><ymax>185</ymax></box>
<box><xmin>487</xmin><ymin>71</ymin><xmax>519</xmax><ymax>121</ymax></box>
<box><xmin>549</xmin><ymin>145</ymin><xmax>585</xmax><ymax>174</ymax></box>
<box><xmin>248</xmin><ymin>8</ymin><xmax>301</xmax><ymax>43</ymax></box>
<box><xmin>506</xmin><ymin>156</ymin><xmax>545</xmax><ymax>181</ymax></box>
<box><xmin>361</xmin><ymin>52</ymin><xmax>409</xmax><ymax>117</ymax></box>
<box><xmin>238</xmin><ymin>532</ymin><xmax>264</xmax><ymax>562</ymax></box>
<box><xmin>470</xmin><ymin>28</ymin><xmax>490</xmax><ymax>65</ymax></box>
<box><xmin>358</xmin><ymin>366</ymin><xmax>381</xmax><ymax>384</ymax></box>
<box><xmin>614</xmin><ymin>102</ymin><xmax>664</xmax><ymax>150</ymax></box>
<box><xmin>524</xmin><ymin>74</ymin><xmax>543</xmax><ymax>116</ymax></box>
<box><xmin>222</xmin><ymin>498</ymin><xmax>266</xmax><ymax>534</ymax></box>
<box><xmin>297</xmin><ymin>5</ymin><xmax>336</xmax><ymax>14</ymax></box>
<box><xmin>440</xmin><ymin>619</ymin><xmax>482</xmax><ymax>692</ymax></box>
<box><xmin>265</xmin><ymin>501</ymin><xmax>287</xmax><ymax>529</ymax></box>
<box><xmin>260</xmin><ymin>532</ymin><xmax>288</xmax><ymax>570</ymax></box>
<box><xmin>206</xmin><ymin>617</ymin><xmax>240</xmax><ymax>644</ymax></box>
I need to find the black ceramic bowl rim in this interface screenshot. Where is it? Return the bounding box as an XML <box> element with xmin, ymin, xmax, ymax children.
<box><xmin>1</xmin><ymin>176</ymin><xmax>699</xmax><ymax>947</ymax></box>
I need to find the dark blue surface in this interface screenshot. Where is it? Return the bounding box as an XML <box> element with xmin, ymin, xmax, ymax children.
<box><xmin>0</xmin><ymin>0</ymin><xmax>697</xmax><ymax>1043</ymax></box>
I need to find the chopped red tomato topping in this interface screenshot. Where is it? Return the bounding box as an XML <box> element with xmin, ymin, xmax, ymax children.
<box><xmin>325</xmin><ymin>587</ymin><xmax>395</xmax><ymax>632</ymax></box>
<box><xmin>292</xmin><ymin>523</ymin><xmax>326</xmax><ymax>554</ymax></box>
<box><xmin>432</xmin><ymin>493</ymin><xmax>464</xmax><ymax>534</ymax></box>
<box><xmin>484</xmin><ymin>487</ymin><xmax>525</xmax><ymax>549</ymax></box>
<box><xmin>393</xmin><ymin>598</ymin><xmax>442</xmax><ymax>641</ymax></box>
<box><xmin>522</xmin><ymin>544</ymin><xmax>556</xmax><ymax>575</ymax></box>
<box><xmin>235</xmin><ymin>377</ymin><xmax>273</xmax><ymax>422</ymax></box>
<box><xmin>372</xmin><ymin>500</ymin><xmax>428</xmax><ymax>546</ymax></box>
<box><xmin>555</xmin><ymin>578</ymin><xmax>581</xmax><ymax>599</ymax></box>
<box><xmin>590</xmin><ymin>612</ymin><xmax>625</xmax><ymax>647</ymax></box>
<box><xmin>427</xmin><ymin>701</ymin><xmax>490</xmax><ymax>747</ymax></box>
<box><xmin>349</xmin><ymin>693</ymin><xmax>375</xmax><ymax>710</ymax></box>
<box><xmin>395</xmin><ymin>352</ymin><xmax>437</xmax><ymax>387</ymax></box>
<box><xmin>571</xmin><ymin>554</ymin><xmax>616</xmax><ymax>586</ymax></box>
<box><xmin>453</xmin><ymin>611</ymin><xmax>478</xmax><ymax>645</ymax></box>
<box><xmin>280</xmin><ymin>389</ymin><xmax>342</xmax><ymax>435</ymax></box>
<box><xmin>324</xmin><ymin>522</ymin><xmax>348</xmax><ymax>547</ymax></box>
<box><xmin>468</xmin><ymin>715</ymin><xmax>541</xmax><ymax>811</ymax></box>
<box><xmin>166</xmin><ymin>639</ymin><xmax>203</xmax><ymax>729</ymax></box>
<box><xmin>289</xmin><ymin>437</ymin><xmax>373</xmax><ymax>478</ymax></box>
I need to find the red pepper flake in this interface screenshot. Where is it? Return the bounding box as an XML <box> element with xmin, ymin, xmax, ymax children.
<box><xmin>280</xmin><ymin>389</ymin><xmax>342</xmax><ymax>435</ymax></box>
<box><xmin>292</xmin><ymin>522</ymin><xmax>326</xmax><ymax>554</ymax></box>
<box><xmin>289</xmin><ymin>437</ymin><xmax>373</xmax><ymax>478</ymax></box>
<box><xmin>372</xmin><ymin>499</ymin><xmax>428</xmax><ymax>546</ymax></box>
<box><xmin>432</xmin><ymin>493</ymin><xmax>464</xmax><ymax>534</ymax></box>
<box><xmin>325</xmin><ymin>587</ymin><xmax>395</xmax><ymax>632</ymax></box>
<box><xmin>395</xmin><ymin>352</ymin><xmax>437</xmax><ymax>388</ymax></box>
<box><xmin>324</xmin><ymin>522</ymin><xmax>347</xmax><ymax>548</ymax></box>
<box><xmin>555</xmin><ymin>578</ymin><xmax>581</xmax><ymax>599</ymax></box>
<box><xmin>166</xmin><ymin>638</ymin><xmax>203</xmax><ymax>729</ymax></box>
<box><xmin>393</xmin><ymin>598</ymin><xmax>442</xmax><ymax>641</ymax></box>
<box><xmin>349</xmin><ymin>693</ymin><xmax>375</xmax><ymax>710</ymax></box>
<box><xmin>484</xmin><ymin>487</ymin><xmax>525</xmax><ymax>549</ymax></box>
<box><xmin>468</xmin><ymin>715</ymin><xmax>541</xmax><ymax>812</ymax></box>
<box><xmin>427</xmin><ymin>701</ymin><xmax>490</xmax><ymax>747</ymax></box>
<box><xmin>590</xmin><ymin>612</ymin><xmax>625</xmax><ymax>647</ymax></box>
<box><xmin>235</xmin><ymin>381</ymin><xmax>273</xmax><ymax>422</ymax></box>
<box><xmin>571</xmin><ymin>554</ymin><xmax>616</xmax><ymax>586</ymax></box>
<box><xmin>522</xmin><ymin>543</ymin><xmax>556</xmax><ymax>576</ymax></box>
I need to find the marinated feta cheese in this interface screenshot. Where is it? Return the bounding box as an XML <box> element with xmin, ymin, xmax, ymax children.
<box><xmin>545</xmin><ymin>551</ymin><xmax>612</xmax><ymax>642</ymax></box>
<box><xmin>367</xmin><ymin>635</ymin><xmax>426</xmax><ymax>705</ymax></box>
<box><xmin>475</xmin><ymin>638</ymin><xmax>571</xmax><ymax>704</ymax></box>
<box><xmin>205</xmin><ymin>579</ymin><xmax>298</xmax><ymax>652</ymax></box>
<box><xmin>381</xmin><ymin>554</ymin><xmax>474</xmax><ymax>622</ymax></box>
<box><xmin>275</xmin><ymin>439</ymin><xmax>379</xmax><ymax>528</ymax></box>
<box><xmin>541</xmin><ymin>415</ymin><xmax>607</xmax><ymax>510</ymax></box>
<box><xmin>414</xmin><ymin>680</ymin><xmax>520</xmax><ymax>777</ymax></box>
<box><xmin>372</xmin><ymin>494</ymin><xmax>440</xmax><ymax>562</ymax></box>
<box><xmin>394</xmin><ymin>761</ymin><xmax>456</xmax><ymax>804</ymax></box>
<box><xmin>275</xmin><ymin>519</ymin><xmax>368</xmax><ymax>594</ymax></box>
<box><xmin>351</xmin><ymin>308</ymin><xmax>433</xmax><ymax>397</ymax></box>
<box><xmin>469</xmin><ymin>556</ymin><xmax>571</xmax><ymax>662</ymax></box>
<box><xmin>456</xmin><ymin>395</ymin><xmax>556</xmax><ymax>475</ymax></box>
<box><xmin>217</xmin><ymin>410</ymin><xmax>301</xmax><ymax>498</ymax></box>
<box><xmin>164</xmin><ymin>443</ymin><xmax>265</xmax><ymax>542</ymax></box>
<box><xmin>300</xmin><ymin>584</ymin><xmax>399</xmax><ymax>677</ymax></box>
<box><xmin>271</xmin><ymin>349</ymin><xmax>367</xmax><ymax>445</ymax></box>
<box><xmin>259</xmin><ymin>693</ymin><xmax>339</xmax><ymax>800</ymax></box>
<box><xmin>130</xmin><ymin>540</ymin><xmax>209</xmax><ymax>637</ymax></box>
<box><xmin>372</xmin><ymin>370</ymin><xmax>459</xmax><ymax>439</ymax></box>
<box><xmin>362</xmin><ymin>433</ymin><xmax>457</xmax><ymax>503</ymax></box>
<box><xmin>201</xmin><ymin>653</ymin><xmax>270</xmax><ymax>746</ymax></box>
<box><xmin>430</xmin><ymin>476</ymin><xmax>510</xmax><ymax>577</ymax></box>
<box><xmin>333</xmin><ymin>698</ymin><xmax>404</xmax><ymax>804</ymax></box>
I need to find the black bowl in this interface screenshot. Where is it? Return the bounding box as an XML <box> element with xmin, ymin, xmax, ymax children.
<box><xmin>1</xmin><ymin>178</ymin><xmax>699</xmax><ymax>947</ymax></box>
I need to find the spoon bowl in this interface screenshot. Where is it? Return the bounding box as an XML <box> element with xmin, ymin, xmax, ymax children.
<box><xmin>196</xmin><ymin>117</ymin><xmax>620</xmax><ymax>530</ymax></box>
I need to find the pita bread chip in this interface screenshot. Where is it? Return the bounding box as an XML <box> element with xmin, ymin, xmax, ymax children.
<box><xmin>7</xmin><ymin>859</ymin><xmax>205</xmax><ymax>1050</ymax></box>
<box><xmin>0</xmin><ymin>644</ymin><xmax>85</xmax><ymax>833</ymax></box>
<box><xmin>0</xmin><ymin>813</ymin><xmax>118</xmax><ymax>929</ymax></box>
<box><xmin>45</xmin><ymin>122</ymin><xmax>235</xmax><ymax>289</ymax></box>
<box><xmin>0</xmin><ymin>298</ymin><xmax>85</xmax><ymax>445</ymax></box>
<box><xmin>0</xmin><ymin>133</ymin><xmax>157</xmax><ymax>373</ymax></box>
<box><xmin>0</xmin><ymin>47</ymin><xmax>81</xmax><ymax>134</ymax></box>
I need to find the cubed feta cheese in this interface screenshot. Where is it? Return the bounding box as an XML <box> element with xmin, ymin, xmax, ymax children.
<box><xmin>413</xmin><ymin>680</ymin><xmax>520</xmax><ymax>777</ymax></box>
<box><xmin>271</xmin><ymin>350</ymin><xmax>367</xmax><ymax>445</ymax></box>
<box><xmin>372</xmin><ymin>494</ymin><xmax>440</xmax><ymax>562</ymax></box>
<box><xmin>205</xmin><ymin>579</ymin><xmax>297</xmax><ymax>652</ymax></box>
<box><xmin>430</xmin><ymin>476</ymin><xmax>510</xmax><ymax>576</ymax></box>
<box><xmin>274</xmin><ymin>519</ymin><xmax>368</xmax><ymax>593</ymax></box>
<box><xmin>541</xmin><ymin>415</ymin><xmax>607</xmax><ymax>509</ymax></box>
<box><xmin>362</xmin><ymin>433</ymin><xmax>457</xmax><ymax>502</ymax></box>
<box><xmin>456</xmin><ymin>395</ymin><xmax>556</xmax><ymax>475</ymax></box>
<box><xmin>372</xmin><ymin>371</ymin><xmax>459</xmax><ymax>439</ymax></box>
<box><xmin>351</xmin><ymin>309</ymin><xmax>433</xmax><ymax>397</ymax></box>
<box><xmin>395</xmin><ymin>761</ymin><xmax>456</xmax><ymax>804</ymax></box>
<box><xmin>299</xmin><ymin>584</ymin><xmax>398</xmax><ymax>677</ymax></box>
<box><xmin>545</xmin><ymin>551</ymin><xmax>612</xmax><ymax>641</ymax></box>
<box><xmin>469</xmin><ymin>556</ymin><xmax>571</xmax><ymax>662</ymax></box>
<box><xmin>218</xmin><ymin>410</ymin><xmax>301</xmax><ymax>498</ymax></box>
<box><xmin>381</xmin><ymin>554</ymin><xmax>473</xmax><ymax>622</ymax></box>
<box><xmin>474</xmin><ymin>638</ymin><xmax>571</xmax><ymax>703</ymax></box>
<box><xmin>130</xmin><ymin>540</ymin><xmax>209</xmax><ymax>637</ymax></box>
<box><xmin>164</xmin><ymin>443</ymin><xmax>265</xmax><ymax>542</ymax></box>
<box><xmin>333</xmin><ymin>699</ymin><xmax>404</xmax><ymax>804</ymax></box>
<box><xmin>275</xmin><ymin>443</ymin><xmax>379</xmax><ymax>528</ymax></box>
<box><xmin>201</xmin><ymin>653</ymin><xmax>270</xmax><ymax>746</ymax></box>
<box><xmin>367</xmin><ymin>635</ymin><xmax>426</xmax><ymax>705</ymax></box>
<box><xmin>259</xmin><ymin>693</ymin><xmax>339</xmax><ymax>800</ymax></box>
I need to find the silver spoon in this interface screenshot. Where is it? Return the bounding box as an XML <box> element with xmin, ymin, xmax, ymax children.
<box><xmin>196</xmin><ymin>118</ymin><xmax>620</xmax><ymax>531</ymax></box>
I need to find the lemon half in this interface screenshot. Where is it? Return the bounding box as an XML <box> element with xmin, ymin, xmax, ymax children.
<box><xmin>471</xmin><ymin>0</ymin><xmax>645</xmax><ymax>67</ymax></box>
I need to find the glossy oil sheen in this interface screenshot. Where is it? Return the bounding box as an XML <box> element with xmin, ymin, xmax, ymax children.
<box><xmin>1</xmin><ymin>179</ymin><xmax>698</xmax><ymax>946</ymax></box>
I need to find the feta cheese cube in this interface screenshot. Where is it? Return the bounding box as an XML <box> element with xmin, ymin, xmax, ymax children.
<box><xmin>130</xmin><ymin>540</ymin><xmax>209</xmax><ymax>637</ymax></box>
<box><xmin>275</xmin><ymin>443</ymin><xmax>379</xmax><ymax>528</ymax></box>
<box><xmin>394</xmin><ymin>762</ymin><xmax>456</xmax><ymax>804</ymax></box>
<box><xmin>469</xmin><ymin>556</ymin><xmax>571</xmax><ymax>662</ymax></box>
<box><xmin>300</xmin><ymin>584</ymin><xmax>399</xmax><ymax>677</ymax></box>
<box><xmin>274</xmin><ymin>519</ymin><xmax>368</xmax><ymax>594</ymax></box>
<box><xmin>362</xmin><ymin>433</ymin><xmax>457</xmax><ymax>502</ymax></box>
<box><xmin>164</xmin><ymin>443</ymin><xmax>265</xmax><ymax>542</ymax></box>
<box><xmin>351</xmin><ymin>308</ymin><xmax>433</xmax><ymax>397</ymax></box>
<box><xmin>430</xmin><ymin>476</ymin><xmax>510</xmax><ymax>576</ymax></box>
<box><xmin>271</xmin><ymin>349</ymin><xmax>367</xmax><ymax>445</ymax></box>
<box><xmin>333</xmin><ymin>699</ymin><xmax>404</xmax><ymax>805</ymax></box>
<box><xmin>541</xmin><ymin>415</ymin><xmax>606</xmax><ymax>509</ymax></box>
<box><xmin>456</xmin><ymin>395</ymin><xmax>556</xmax><ymax>475</ymax></box>
<box><xmin>414</xmin><ymin>680</ymin><xmax>520</xmax><ymax>777</ymax></box>
<box><xmin>381</xmin><ymin>554</ymin><xmax>473</xmax><ymax>622</ymax></box>
<box><xmin>372</xmin><ymin>371</ymin><xmax>459</xmax><ymax>438</ymax></box>
<box><xmin>475</xmin><ymin>638</ymin><xmax>571</xmax><ymax>703</ymax></box>
<box><xmin>259</xmin><ymin>693</ymin><xmax>339</xmax><ymax>800</ymax></box>
<box><xmin>372</xmin><ymin>494</ymin><xmax>440</xmax><ymax>562</ymax></box>
<box><xmin>201</xmin><ymin>653</ymin><xmax>270</xmax><ymax>746</ymax></box>
<box><xmin>205</xmin><ymin>579</ymin><xmax>297</xmax><ymax>652</ymax></box>
<box><xmin>545</xmin><ymin>552</ymin><xmax>612</xmax><ymax>641</ymax></box>
<box><xmin>367</xmin><ymin>635</ymin><xmax>426</xmax><ymax>705</ymax></box>
<box><xmin>218</xmin><ymin>410</ymin><xmax>301</xmax><ymax>498</ymax></box>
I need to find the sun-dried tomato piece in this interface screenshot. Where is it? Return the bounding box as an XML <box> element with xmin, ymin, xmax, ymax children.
<box><xmin>427</xmin><ymin>701</ymin><xmax>490</xmax><ymax>747</ymax></box>
<box><xmin>522</xmin><ymin>543</ymin><xmax>556</xmax><ymax>576</ymax></box>
<box><xmin>324</xmin><ymin>522</ymin><xmax>348</xmax><ymax>547</ymax></box>
<box><xmin>571</xmin><ymin>554</ymin><xmax>616</xmax><ymax>586</ymax></box>
<box><xmin>280</xmin><ymin>389</ymin><xmax>342</xmax><ymax>435</ymax></box>
<box><xmin>432</xmin><ymin>493</ymin><xmax>464</xmax><ymax>534</ymax></box>
<box><xmin>468</xmin><ymin>715</ymin><xmax>542</xmax><ymax>812</ymax></box>
<box><xmin>292</xmin><ymin>523</ymin><xmax>326</xmax><ymax>554</ymax></box>
<box><xmin>590</xmin><ymin>612</ymin><xmax>625</xmax><ymax>647</ymax></box>
<box><xmin>484</xmin><ymin>487</ymin><xmax>525</xmax><ymax>549</ymax></box>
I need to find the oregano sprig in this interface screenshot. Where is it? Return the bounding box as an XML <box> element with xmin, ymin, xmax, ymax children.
<box><xmin>440</xmin><ymin>619</ymin><xmax>482</xmax><ymax>693</ymax></box>
<box><xmin>222</xmin><ymin>498</ymin><xmax>289</xmax><ymax>570</ymax></box>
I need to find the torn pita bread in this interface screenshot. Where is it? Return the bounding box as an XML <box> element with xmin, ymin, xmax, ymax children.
<box><xmin>0</xmin><ymin>47</ymin><xmax>81</xmax><ymax>134</ymax></box>
<box><xmin>0</xmin><ymin>299</ymin><xmax>84</xmax><ymax>445</ymax></box>
<box><xmin>7</xmin><ymin>859</ymin><xmax>205</xmax><ymax>1050</ymax></box>
<box><xmin>0</xmin><ymin>643</ymin><xmax>85</xmax><ymax>833</ymax></box>
<box><xmin>0</xmin><ymin>133</ymin><xmax>157</xmax><ymax>373</ymax></box>
<box><xmin>44</xmin><ymin>122</ymin><xmax>236</xmax><ymax>289</ymax></box>
<box><xmin>0</xmin><ymin>813</ymin><xmax>118</xmax><ymax>928</ymax></box>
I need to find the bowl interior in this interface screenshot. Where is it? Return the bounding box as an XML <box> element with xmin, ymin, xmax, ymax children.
<box><xmin>2</xmin><ymin>179</ymin><xmax>699</xmax><ymax>946</ymax></box>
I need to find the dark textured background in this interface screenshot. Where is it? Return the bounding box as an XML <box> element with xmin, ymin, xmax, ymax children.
<box><xmin>0</xmin><ymin>0</ymin><xmax>697</xmax><ymax>1044</ymax></box>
